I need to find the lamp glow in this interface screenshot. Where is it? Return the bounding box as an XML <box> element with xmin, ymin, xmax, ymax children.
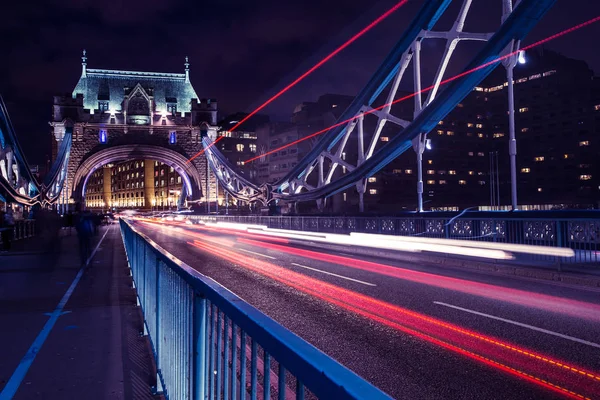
<box><xmin>517</xmin><ymin>51</ymin><xmax>526</xmax><ymax>64</ymax></box>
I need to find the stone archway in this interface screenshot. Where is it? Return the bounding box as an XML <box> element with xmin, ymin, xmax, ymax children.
<box><xmin>71</xmin><ymin>144</ymin><xmax>204</xmax><ymax>206</ymax></box>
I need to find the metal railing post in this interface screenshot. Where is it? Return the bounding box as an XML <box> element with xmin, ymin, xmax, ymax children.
<box><xmin>154</xmin><ymin>256</ymin><xmax>163</xmax><ymax>394</ymax></box>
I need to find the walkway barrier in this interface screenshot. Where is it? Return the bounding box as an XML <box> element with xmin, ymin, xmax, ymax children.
<box><xmin>186</xmin><ymin>213</ymin><xmax>600</xmax><ymax>266</ymax></box>
<box><xmin>0</xmin><ymin>219</ymin><xmax>35</xmax><ymax>245</ymax></box>
<box><xmin>119</xmin><ymin>219</ymin><xmax>392</xmax><ymax>400</ymax></box>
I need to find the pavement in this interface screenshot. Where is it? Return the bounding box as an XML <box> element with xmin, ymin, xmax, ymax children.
<box><xmin>0</xmin><ymin>224</ymin><xmax>161</xmax><ymax>400</ymax></box>
<box><xmin>131</xmin><ymin>219</ymin><xmax>600</xmax><ymax>400</ymax></box>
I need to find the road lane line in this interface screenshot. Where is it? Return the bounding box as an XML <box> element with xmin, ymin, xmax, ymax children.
<box><xmin>291</xmin><ymin>263</ymin><xmax>376</xmax><ymax>286</ymax></box>
<box><xmin>238</xmin><ymin>248</ymin><xmax>276</xmax><ymax>259</ymax></box>
<box><xmin>434</xmin><ymin>301</ymin><xmax>600</xmax><ymax>349</ymax></box>
<box><xmin>0</xmin><ymin>226</ymin><xmax>111</xmax><ymax>400</ymax></box>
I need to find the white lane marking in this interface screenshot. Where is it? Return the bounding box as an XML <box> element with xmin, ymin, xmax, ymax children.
<box><xmin>434</xmin><ymin>301</ymin><xmax>600</xmax><ymax>349</ymax></box>
<box><xmin>238</xmin><ymin>248</ymin><xmax>276</xmax><ymax>259</ymax></box>
<box><xmin>291</xmin><ymin>262</ymin><xmax>377</xmax><ymax>287</ymax></box>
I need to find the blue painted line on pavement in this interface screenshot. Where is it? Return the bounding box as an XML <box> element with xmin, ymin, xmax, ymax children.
<box><xmin>0</xmin><ymin>227</ymin><xmax>111</xmax><ymax>400</ymax></box>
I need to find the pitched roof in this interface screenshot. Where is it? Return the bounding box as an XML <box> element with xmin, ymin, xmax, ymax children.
<box><xmin>72</xmin><ymin>68</ymin><xmax>199</xmax><ymax>114</ymax></box>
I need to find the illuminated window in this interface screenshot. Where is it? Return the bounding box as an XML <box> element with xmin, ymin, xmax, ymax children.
<box><xmin>169</xmin><ymin>131</ymin><xmax>177</xmax><ymax>144</ymax></box>
<box><xmin>447</xmin><ymin>131</ymin><xmax>454</xmax><ymax>136</ymax></box>
<box><xmin>437</xmin><ymin>130</ymin><xmax>444</xmax><ymax>135</ymax></box>
<box><xmin>236</xmin><ymin>144</ymin><xmax>244</xmax><ymax>152</ymax></box>
<box><xmin>405</xmin><ymin>169</ymin><xmax>413</xmax><ymax>174</ymax></box>
<box><xmin>493</xmin><ymin>133</ymin><xmax>504</xmax><ymax>138</ymax></box>
<box><xmin>476</xmin><ymin>123</ymin><xmax>483</xmax><ymax>128</ymax></box>
<box><xmin>380</xmin><ymin>136</ymin><xmax>389</xmax><ymax>142</ymax></box>
<box><xmin>534</xmin><ymin>156</ymin><xmax>544</xmax><ymax>162</ymax></box>
<box><xmin>439</xmin><ymin>180</ymin><xmax>447</xmax><ymax>185</ymax></box>
<box><xmin>537</xmin><ymin>187</ymin><xmax>543</xmax><ymax>192</ymax></box>
<box><xmin>368</xmin><ymin>177</ymin><xmax>376</xmax><ymax>183</ymax></box>
<box><xmin>519</xmin><ymin>107</ymin><xmax>529</xmax><ymax>113</ymax></box>
<box><xmin>521</xmin><ymin>127</ymin><xmax>529</xmax><ymax>133</ymax></box>
<box><xmin>467</xmin><ymin>123</ymin><xmax>474</xmax><ymax>128</ymax></box>
<box><xmin>459</xmin><ymin>180</ymin><xmax>466</xmax><ymax>185</ymax></box>
<box><xmin>343</xmin><ymin>192</ymin><xmax>347</xmax><ymax>201</ymax></box>
<box><xmin>369</xmin><ymin>189</ymin><xmax>378</xmax><ymax>195</ymax></box>
<box><xmin>393</xmin><ymin>169</ymin><xmax>402</xmax><ymax>174</ymax></box>
<box><xmin>477</xmin><ymin>152</ymin><xmax>484</xmax><ymax>157</ymax></box>
<box><xmin>529</xmin><ymin>73</ymin><xmax>541</xmax><ymax>80</ymax></box>
<box><xmin>580</xmin><ymin>175</ymin><xmax>592</xmax><ymax>181</ymax></box>
<box><xmin>478</xmin><ymin>181</ymin><xmax>486</xmax><ymax>185</ymax></box>
<box><xmin>427</xmin><ymin>180</ymin><xmax>435</xmax><ymax>185</ymax></box>
<box><xmin>564</xmin><ymin>154</ymin><xmax>573</xmax><ymax>159</ymax></box>
<box><xmin>594</xmin><ymin>105</ymin><xmax>600</xmax><ymax>111</ymax></box>
<box><xmin>468</xmin><ymin>171</ymin><xmax>474</xmax><ymax>176</ymax></box>
<box><xmin>448</xmin><ymin>170</ymin><xmax>456</xmax><ymax>175</ymax></box>
<box><xmin>99</xmin><ymin>129</ymin><xmax>107</xmax><ymax>143</ymax></box>
<box><xmin>468</xmin><ymin>152</ymin><xmax>474</xmax><ymax>156</ymax></box>
<box><xmin>521</xmin><ymin>168</ymin><xmax>531</xmax><ymax>173</ymax></box>
<box><xmin>249</xmin><ymin>143</ymin><xmax>257</xmax><ymax>153</ymax></box>
<box><xmin>141</xmin><ymin>161</ymin><xmax>144</xmax><ymax>167</ymax></box>
<box><xmin>438</xmin><ymin>121</ymin><xmax>444</xmax><ymax>125</ymax></box>
<box><xmin>177</xmin><ymin>176</ymin><xmax>181</xmax><ymax>183</ymax></box>
<box><xmin>427</xmin><ymin>170</ymin><xmax>435</xmax><ymax>175</ymax></box>
<box><xmin>474</xmin><ymin>87</ymin><xmax>484</xmax><ymax>92</ymax></box>
<box><xmin>170</xmin><ymin>167</ymin><xmax>174</xmax><ymax>173</ymax></box>
<box><xmin>478</xmin><ymin>133</ymin><xmax>484</xmax><ymax>138</ymax></box>
<box><xmin>579</xmin><ymin>141</ymin><xmax>589</xmax><ymax>146</ymax></box>
<box><xmin>427</xmin><ymin>160</ymin><xmax>433</xmax><ymax>165</ymax></box>
<box><xmin>167</xmin><ymin>103</ymin><xmax>177</xmax><ymax>114</ymax></box>
<box><xmin>438</xmin><ymin>170</ymin><xmax>446</xmax><ymax>175</ymax></box>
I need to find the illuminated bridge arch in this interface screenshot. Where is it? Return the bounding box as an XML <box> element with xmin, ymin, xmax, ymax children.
<box><xmin>71</xmin><ymin>145</ymin><xmax>204</xmax><ymax>207</ymax></box>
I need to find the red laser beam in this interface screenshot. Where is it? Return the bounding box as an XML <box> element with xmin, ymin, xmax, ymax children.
<box><xmin>186</xmin><ymin>0</ymin><xmax>410</xmax><ymax>164</ymax></box>
<box><xmin>187</xmin><ymin>238</ymin><xmax>599</xmax><ymax>399</ymax></box>
<box><xmin>243</xmin><ymin>15</ymin><xmax>600</xmax><ymax>164</ymax></box>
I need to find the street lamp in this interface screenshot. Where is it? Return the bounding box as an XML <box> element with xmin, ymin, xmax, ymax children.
<box><xmin>517</xmin><ymin>50</ymin><xmax>526</xmax><ymax>64</ymax></box>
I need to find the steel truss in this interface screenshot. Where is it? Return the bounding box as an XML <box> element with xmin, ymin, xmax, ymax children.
<box><xmin>0</xmin><ymin>96</ymin><xmax>72</xmax><ymax>207</ymax></box>
<box><xmin>203</xmin><ymin>0</ymin><xmax>555</xmax><ymax>209</ymax></box>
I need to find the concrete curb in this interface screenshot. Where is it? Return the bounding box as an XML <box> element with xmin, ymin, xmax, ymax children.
<box><xmin>289</xmin><ymin>239</ymin><xmax>600</xmax><ymax>289</ymax></box>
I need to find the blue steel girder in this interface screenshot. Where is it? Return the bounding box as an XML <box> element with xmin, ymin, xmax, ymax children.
<box><xmin>277</xmin><ymin>0</ymin><xmax>452</xmax><ymax>185</ymax></box>
<box><xmin>273</xmin><ymin>0</ymin><xmax>556</xmax><ymax>202</ymax></box>
<box><xmin>42</xmin><ymin>129</ymin><xmax>72</xmax><ymax>203</ymax></box>
<box><xmin>202</xmin><ymin>138</ymin><xmax>268</xmax><ymax>204</ymax></box>
<box><xmin>0</xmin><ymin>95</ymin><xmax>42</xmax><ymax>205</ymax></box>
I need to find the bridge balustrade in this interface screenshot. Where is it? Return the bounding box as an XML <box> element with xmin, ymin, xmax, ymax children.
<box><xmin>187</xmin><ymin>214</ymin><xmax>600</xmax><ymax>266</ymax></box>
<box><xmin>120</xmin><ymin>219</ymin><xmax>391</xmax><ymax>400</ymax></box>
<box><xmin>0</xmin><ymin>219</ymin><xmax>36</xmax><ymax>245</ymax></box>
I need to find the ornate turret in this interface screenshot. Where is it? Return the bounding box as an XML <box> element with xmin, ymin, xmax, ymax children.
<box><xmin>185</xmin><ymin>56</ymin><xmax>190</xmax><ymax>83</ymax></box>
<box><xmin>81</xmin><ymin>49</ymin><xmax>87</xmax><ymax>78</ymax></box>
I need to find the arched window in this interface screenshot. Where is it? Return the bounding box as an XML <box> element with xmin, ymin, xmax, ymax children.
<box><xmin>169</xmin><ymin>131</ymin><xmax>177</xmax><ymax>144</ymax></box>
<box><xmin>99</xmin><ymin>129</ymin><xmax>107</xmax><ymax>143</ymax></box>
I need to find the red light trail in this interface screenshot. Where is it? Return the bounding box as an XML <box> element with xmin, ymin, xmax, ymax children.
<box><xmin>135</xmin><ymin>219</ymin><xmax>600</xmax><ymax>322</ymax></box>
<box><xmin>243</xmin><ymin>15</ymin><xmax>600</xmax><ymax>164</ymax></box>
<box><xmin>186</xmin><ymin>0</ymin><xmax>410</xmax><ymax>163</ymax></box>
<box><xmin>187</xmin><ymin>238</ymin><xmax>599</xmax><ymax>399</ymax></box>
<box><xmin>237</xmin><ymin>237</ymin><xmax>600</xmax><ymax>322</ymax></box>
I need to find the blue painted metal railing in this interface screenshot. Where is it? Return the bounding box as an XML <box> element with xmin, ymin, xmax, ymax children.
<box><xmin>119</xmin><ymin>219</ymin><xmax>392</xmax><ymax>400</ymax></box>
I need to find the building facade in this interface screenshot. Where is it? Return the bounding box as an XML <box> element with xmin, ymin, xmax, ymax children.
<box><xmin>84</xmin><ymin>158</ymin><xmax>185</xmax><ymax>211</ymax></box>
<box><xmin>52</xmin><ymin>51</ymin><xmax>218</xmax><ymax>211</ymax></box>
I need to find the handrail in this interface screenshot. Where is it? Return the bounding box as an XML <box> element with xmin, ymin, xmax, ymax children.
<box><xmin>120</xmin><ymin>218</ymin><xmax>392</xmax><ymax>400</ymax></box>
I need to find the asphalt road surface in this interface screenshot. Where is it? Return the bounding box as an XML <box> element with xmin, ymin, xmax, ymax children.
<box><xmin>130</xmin><ymin>219</ymin><xmax>600</xmax><ymax>400</ymax></box>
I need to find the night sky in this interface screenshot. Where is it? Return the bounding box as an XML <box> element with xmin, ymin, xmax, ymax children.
<box><xmin>1</xmin><ymin>0</ymin><xmax>598</xmax><ymax>165</ymax></box>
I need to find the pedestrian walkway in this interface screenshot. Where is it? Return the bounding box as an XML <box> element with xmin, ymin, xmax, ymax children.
<box><xmin>0</xmin><ymin>224</ymin><xmax>161</xmax><ymax>400</ymax></box>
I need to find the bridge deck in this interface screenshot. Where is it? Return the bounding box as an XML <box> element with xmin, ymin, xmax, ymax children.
<box><xmin>0</xmin><ymin>225</ymin><xmax>161</xmax><ymax>400</ymax></box>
